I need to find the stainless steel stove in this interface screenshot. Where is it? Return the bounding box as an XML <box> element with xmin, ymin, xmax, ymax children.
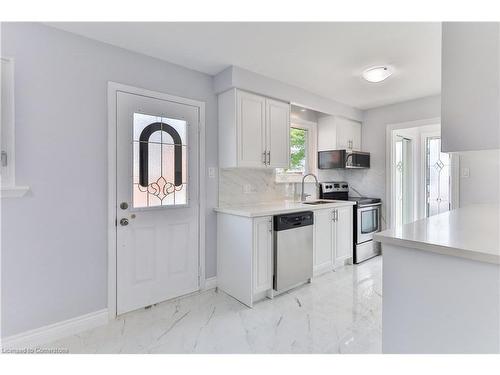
<box><xmin>319</xmin><ymin>181</ymin><xmax>381</xmax><ymax>263</ymax></box>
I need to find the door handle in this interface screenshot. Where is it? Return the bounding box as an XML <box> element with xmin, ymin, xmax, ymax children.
<box><xmin>262</xmin><ymin>151</ymin><xmax>267</xmax><ymax>165</ymax></box>
<box><xmin>120</xmin><ymin>218</ymin><xmax>129</xmax><ymax>226</ymax></box>
<box><xmin>267</xmin><ymin>150</ymin><xmax>271</xmax><ymax>166</ymax></box>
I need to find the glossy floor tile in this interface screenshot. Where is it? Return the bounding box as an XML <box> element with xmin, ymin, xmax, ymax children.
<box><xmin>48</xmin><ymin>256</ymin><xmax>382</xmax><ymax>354</ymax></box>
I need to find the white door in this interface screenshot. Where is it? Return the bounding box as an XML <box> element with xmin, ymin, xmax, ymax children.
<box><xmin>313</xmin><ymin>209</ymin><xmax>334</xmax><ymax>270</ymax></box>
<box><xmin>237</xmin><ymin>90</ymin><xmax>266</xmax><ymax>167</ymax></box>
<box><xmin>266</xmin><ymin>98</ymin><xmax>290</xmax><ymax>168</ymax></box>
<box><xmin>116</xmin><ymin>91</ymin><xmax>200</xmax><ymax>315</ymax></box>
<box><xmin>252</xmin><ymin>216</ymin><xmax>273</xmax><ymax>294</ymax></box>
<box><xmin>334</xmin><ymin>206</ymin><xmax>353</xmax><ymax>263</ymax></box>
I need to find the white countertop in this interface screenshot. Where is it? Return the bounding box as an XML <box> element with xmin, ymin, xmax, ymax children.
<box><xmin>375</xmin><ymin>204</ymin><xmax>500</xmax><ymax>264</ymax></box>
<box><xmin>214</xmin><ymin>200</ymin><xmax>356</xmax><ymax>218</ymax></box>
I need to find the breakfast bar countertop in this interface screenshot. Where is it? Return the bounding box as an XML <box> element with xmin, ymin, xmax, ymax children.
<box><xmin>375</xmin><ymin>204</ymin><xmax>500</xmax><ymax>264</ymax></box>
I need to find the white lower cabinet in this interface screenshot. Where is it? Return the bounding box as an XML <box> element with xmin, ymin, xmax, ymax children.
<box><xmin>252</xmin><ymin>216</ymin><xmax>274</xmax><ymax>295</ymax></box>
<box><xmin>217</xmin><ymin>213</ymin><xmax>273</xmax><ymax>307</ymax></box>
<box><xmin>217</xmin><ymin>206</ymin><xmax>353</xmax><ymax>307</ymax></box>
<box><xmin>333</xmin><ymin>206</ymin><xmax>353</xmax><ymax>267</ymax></box>
<box><xmin>313</xmin><ymin>205</ymin><xmax>353</xmax><ymax>275</ymax></box>
<box><xmin>313</xmin><ymin>209</ymin><xmax>334</xmax><ymax>274</ymax></box>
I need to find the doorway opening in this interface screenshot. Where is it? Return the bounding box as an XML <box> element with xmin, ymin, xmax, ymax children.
<box><xmin>387</xmin><ymin>120</ymin><xmax>459</xmax><ymax>229</ymax></box>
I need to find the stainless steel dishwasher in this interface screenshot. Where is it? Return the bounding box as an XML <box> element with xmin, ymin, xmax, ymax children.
<box><xmin>273</xmin><ymin>211</ymin><xmax>314</xmax><ymax>292</ymax></box>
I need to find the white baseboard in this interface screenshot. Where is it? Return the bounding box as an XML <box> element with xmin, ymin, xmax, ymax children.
<box><xmin>203</xmin><ymin>276</ymin><xmax>217</xmax><ymax>290</ymax></box>
<box><xmin>1</xmin><ymin>309</ymin><xmax>108</xmax><ymax>349</ymax></box>
<box><xmin>313</xmin><ymin>262</ymin><xmax>334</xmax><ymax>277</ymax></box>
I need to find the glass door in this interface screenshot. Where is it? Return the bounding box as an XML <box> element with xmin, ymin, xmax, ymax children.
<box><xmin>394</xmin><ymin>136</ymin><xmax>412</xmax><ymax>227</ymax></box>
<box><xmin>425</xmin><ymin>137</ymin><xmax>451</xmax><ymax>217</ymax></box>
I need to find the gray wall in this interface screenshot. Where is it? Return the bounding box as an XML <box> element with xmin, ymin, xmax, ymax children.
<box><xmin>0</xmin><ymin>23</ymin><xmax>218</xmax><ymax>337</ymax></box>
<box><xmin>352</xmin><ymin>94</ymin><xmax>499</xmax><ymax>225</ymax></box>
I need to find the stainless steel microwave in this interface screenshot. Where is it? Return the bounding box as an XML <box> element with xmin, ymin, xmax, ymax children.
<box><xmin>318</xmin><ymin>150</ymin><xmax>370</xmax><ymax>169</ymax></box>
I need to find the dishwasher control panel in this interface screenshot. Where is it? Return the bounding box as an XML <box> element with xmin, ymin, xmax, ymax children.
<box><xmin>274</xmin><ymin>211</ymin><xmax>313</xmax><ymax>231</ymax></box>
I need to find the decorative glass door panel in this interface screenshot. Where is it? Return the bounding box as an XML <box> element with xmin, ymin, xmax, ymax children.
<box><xmin>394</xmin><ymin>136</ymin><xmax>412</xmax><ymax>227</ymax></box>
<box><xmin>425</xmin><ymin>137</ymin><xmax>451</xmax><ymax>217</ymax></box>
<box><xmin>132</xmin><ymin>113</ymin><xmax>188</xmax><ymax>208</ymax></box>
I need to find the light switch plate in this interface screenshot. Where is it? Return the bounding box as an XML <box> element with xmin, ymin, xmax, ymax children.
<box><xmin>461</xmin><ymin>167</ymin><xmax>470</xmax><ymax>178</ymax></box>
<box><xmin>208</xmin><ymin>167</ymin><xmax>216</xmax><ymax>178</ymax></box>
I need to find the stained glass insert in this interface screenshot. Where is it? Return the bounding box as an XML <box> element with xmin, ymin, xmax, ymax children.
<box><xmin>132</xmin><ymin>113</ymin><xmax>188</xmax><ymax>208</ymax></box>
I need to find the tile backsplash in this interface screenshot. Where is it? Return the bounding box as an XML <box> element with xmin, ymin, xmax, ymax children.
<box><xmin>218</xmin><ymin>168</ymin><xmax>347</xmax><ymax>207</ymax></box>
<box><xmin>219</xmin><ymin>168</ymin><xmax>293</xmax><ymax>207</ymax></box>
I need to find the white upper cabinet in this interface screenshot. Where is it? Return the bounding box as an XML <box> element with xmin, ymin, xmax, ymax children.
<box><xmin>318</xmin><ymin>115</ymin><xmax>362</xmax><ymax>151</ymax></box>
<box><xmin>218</xmin><ymin>89</ymin><xmax>290</xmax><ymax>168</ymax></box>
<box><xmin>237</xmin><ymin>91</ymin><xmax>266</xmax><ymax>167</ymax></box>
<box><xmin>266</xmin><ymin>98</ymin><xmax>290</xmax><ymax>168</ymax></box>
<box><xmin>441</xmin><ymin>22</ymin><xmax>500</xmax><ymax>152</ymax></box>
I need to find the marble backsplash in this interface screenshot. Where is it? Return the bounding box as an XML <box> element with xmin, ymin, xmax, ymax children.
<box><xmin>218</xmin><ymin>168</ymin><xmax>347</xmax><ymax>207</ymax></box>
<box><xmin>219</xmin><ymin>168</ymin><xmax>292</xmax><ymax>207</ymax></box>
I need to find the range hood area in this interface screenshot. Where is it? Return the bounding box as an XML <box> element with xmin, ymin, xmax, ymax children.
<box><xmin>318</xmin><ymin>150</ymin><xmax>370</xmax><ymax>169</ymax></box>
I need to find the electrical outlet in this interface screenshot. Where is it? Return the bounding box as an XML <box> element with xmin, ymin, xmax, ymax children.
<box><xmin>461</xmin><ymin>167</ymin><xmax>470</xmax><ymax>178</ymax></box>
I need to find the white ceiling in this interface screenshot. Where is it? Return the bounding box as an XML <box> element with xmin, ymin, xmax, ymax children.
<box><xmin>48</xmin><ymin>22</ymin><xmax>442</xmax><ymax>110</ymax></box>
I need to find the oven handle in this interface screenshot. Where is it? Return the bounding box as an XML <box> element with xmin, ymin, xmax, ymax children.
<box><xmin>358</xmin><ymin>203</ymin><xmax>382</xmax><ymax>210</ymax></box>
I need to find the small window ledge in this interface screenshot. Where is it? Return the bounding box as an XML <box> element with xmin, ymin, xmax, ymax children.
<box><xmin>1</xmin><ymin>186</ymin><xmax>30</xmax><ymax>198</ymax></box>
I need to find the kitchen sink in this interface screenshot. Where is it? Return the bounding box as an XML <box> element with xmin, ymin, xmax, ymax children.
<box><xmin>301</xmin><ymin>200</ymin><xmax>334</xmax><ymax>205</ymax></box>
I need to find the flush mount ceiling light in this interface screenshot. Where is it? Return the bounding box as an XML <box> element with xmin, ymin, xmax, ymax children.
<box><xmin>362</xmin><ymin>66</ymin><xmax>393</xmax><ymax>83</ymax></box>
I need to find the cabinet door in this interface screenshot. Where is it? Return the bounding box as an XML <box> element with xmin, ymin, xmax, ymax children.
<box><xmin>317</xmin><ymin>116</ymin><xmax>337</xmax><ymax>151</ymax></box>
<box><xmin>313</xmin><ymin>209</ymin><xmax>334</xmax><ymax>270</ymax></box>
<box><xmin>351</xmin><ymin>121</ymin><xmax>362</xmax><ymax>151</ymax></box>
<box><xmin>266</xmin><ymin>98</ymin><xmax>290</xmax><ymax>168</ymax></box>
<box><xmin>334</xmin><ymin>206</ymin><xmax>353</xmax><ymax>263</ymax></box>
<box><xmin>336</xmin><ymin>117</ymin><xmax>362</xmax><ymax>150</ymax></box>
<box><xmin>237</xmin><ymin>90</ymin><xmax>266</xmax><ymax>167</ymax></box>
<box><xmin>253</xmin><ymin>216</ymin><xmax>273</xmax><ymax>294</ymax></box>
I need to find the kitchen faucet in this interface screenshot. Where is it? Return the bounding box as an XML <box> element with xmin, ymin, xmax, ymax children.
<box><xmin>300</xmin><ymin>173</ymin><xmax>319</xmax><ymax>201</ymax></box>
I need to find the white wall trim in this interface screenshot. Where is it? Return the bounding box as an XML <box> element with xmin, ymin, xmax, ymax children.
<box><xmin>203</xmin><ymin>277</ymin><xmax>217</xmax><ymax>291</ymax></box>
<box><xmin>313</xmin><ymin>263</ymin><xmax>334</xmax><ymax>277</ymax></box>
<box><xmin>107</xmin><ymin>82</ymin><xmax>206</xmax><ymax>319</ymax></box>
<box><xmin>1</xmin><ymin>309</ymin><xmax>108</xmax><ymax>349</ymax></box>
<box><xmin>1</xmin><ymin>185</ymin><xmax>30</xmax><ymax>198</ymax></box>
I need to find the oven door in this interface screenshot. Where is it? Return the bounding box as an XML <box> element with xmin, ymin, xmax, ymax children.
<box><xmin>357</xmin><ymin>204</ymin><xmax>381</xmax><ymax>243</ymax></box>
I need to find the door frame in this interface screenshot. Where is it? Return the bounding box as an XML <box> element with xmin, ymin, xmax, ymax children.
<box><xmin>386</xmin><ymin>117</ymin><xmax>459</xmax><ymax>228</ymax></box>
<box><xmin>107</xmin><ymin>82</ymin><xmax>206</xmax><ymax>319</ymax></box>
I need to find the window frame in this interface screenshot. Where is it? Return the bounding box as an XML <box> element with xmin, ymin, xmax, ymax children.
<box><xmin>1</xmin><ymin>57</ymin><xmax>29</xmax><ymax>198</ymax></box>
<box><xmin>276</xmin><ymin>118</ymin><xmax>317</xmax><ymax>183</ymax></box>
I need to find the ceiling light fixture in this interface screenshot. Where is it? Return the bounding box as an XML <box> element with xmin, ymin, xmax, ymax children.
<box><xmin>362</xmin><ymin>66</ymin><xmax>393</xmax><ymax>83</ymax></box>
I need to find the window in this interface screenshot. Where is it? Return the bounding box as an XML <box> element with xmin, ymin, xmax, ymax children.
<box><xmin>289</xmin><ymin>127</ymin><xmax>308</xmax><ymax>173</ymax></box>
<box><xmin>132</xmin><ymin>113</ymin><xmax>187</xmax><ymax>208</ymax></box>
<box><xmin>1</xmin><ymin>57</ymin><xmax>29</xmax><ymax>197</ymax></box>
<box><xmin>276</xmin><ymin>121</ymin><xmax>317</xmax><ymax>182</ymax></box>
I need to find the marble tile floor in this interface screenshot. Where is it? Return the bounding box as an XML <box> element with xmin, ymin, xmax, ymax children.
<box><xmin>48</xmin><ymin>256</ymin><xmax>382</xmax><ymax>354</ymax></box>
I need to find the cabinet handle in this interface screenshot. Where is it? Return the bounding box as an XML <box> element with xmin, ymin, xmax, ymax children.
<box><xmin>267</xmin><ymin>150</ymin><xmax>271</xmax><ymax>166</ymax></box>
<box><xmin>262</xmin><ymin>151</ymin><xmax>267</xmax><ymax>165</ymax></box>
